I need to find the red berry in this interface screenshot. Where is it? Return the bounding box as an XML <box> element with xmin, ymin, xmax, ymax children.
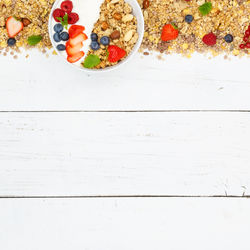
<box><xmin>239</xmin><ymin>44</ymin><xmax>245</xmax><ymax>49</ymax></box>
<box><xmin>243</xmin><ymin>36</ymin><xmax>248</xmax><ymax>42</ymax></box>
<box><xmin>202</xmin><ymin>32</ymin><xmax>217</xmax><ymax>46</ymax></box>
<box><xmin>107</xmin><ymin>45</ymin><xmax>126</xmax><ymax>63</ymax></box>
<box><xmin>53</xmin><ymin>8</ymin><xmax>65</xmax><ymax>22</ymax></box>
<box><xmin>245</xmin><ymin>30</ymin><xmax>250</xmax><ymax>37</ymax></box>
<box><xmin>246</xmin><ymin>42</ymin><xmax>250</xmax><ymax>49</ymax></box>
<box><xmin>161</xmin><ymin>24</ymin><xmax>179</xmax><ymax>41</ymax></box>
<box><xmin>60</xmin><ymin>0</ymin><xmax>73</xmax><ymax>13</ymax></box>
<box><xmin>68</xmin><ymin>12</ymin><xmax>79</xmax><ymax>24</ymax></box>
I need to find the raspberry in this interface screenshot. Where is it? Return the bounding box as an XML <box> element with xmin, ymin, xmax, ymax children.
<box><xmin>202</xmin><ymin>32</ymin><xmax>217</xmax><ymax>46</ymax></box>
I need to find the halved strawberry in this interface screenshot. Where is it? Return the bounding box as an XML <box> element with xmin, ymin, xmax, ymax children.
<box><xmin>69</xmin><ymin>25</ymin><xmax>85</xmax><ymax>38</ymax></box>
<box><xmin>68</xmin><ymin>12</ymin><xmax>79</xmax><ymax>24</ymax></box>
<box><xmin>60</xmin><ymin>0</ymin><xmax>73</xmax><ymax>13</ymax></box>
<box><xmin>107</xmin><ymin>45</ymin><xmax>126</xmax><ymax>63</ymax></box>
<box><xmin>53</xmin><ymin>8</ymin><xmax>65</xmax><ymax>22</ymax></box>
<box><xmin>161</xmin><ymin>23</ymin><xmax>179</xmax><ymax>41</ymax></box>
<box><xmin>6</xmin><ymin>16</ymin><xmax>23</xmax><ymax>38</ymax></box>
<box><xmin>67</xmin><ymin>51</ymin><xmax>84</xmax><ymax>63</ymax></box>
<box><xmin>66</xmin><ymin>42</ymin><xmax>83</xmax><ymax>56</ymax></box>
<box><xmin>69</xmin><ymin>33</ymin><xmax>87</xmax><ymax>47</ymax></box>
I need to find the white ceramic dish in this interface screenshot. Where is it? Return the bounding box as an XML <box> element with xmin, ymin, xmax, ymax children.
<box><xmin>49</xmin><ymin>0</ymin><xmax>144</xmax><ymax>73</ymax></box>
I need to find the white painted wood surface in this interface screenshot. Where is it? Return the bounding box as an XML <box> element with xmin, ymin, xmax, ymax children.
<box><xmin>0</xmin><ymin>51</ymin><xmax>249</xmax><ymax>111</ymax></box>
<box><xmin>1</xmin><ymin>198</ymin><xmax>250</xmax><ymax>250</ymax></box>
<box><xmin>1</xmin><ymin>48</ymin><xmax>250</xmax><ymax>250</ymax></box>
<box><xmin>1</xmin><ymin>111</ymin><xmax>250</xmax><ymax>197</ymax></box>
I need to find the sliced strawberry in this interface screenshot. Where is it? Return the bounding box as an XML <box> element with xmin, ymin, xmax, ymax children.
<box><xmin>66</xmin><ymin>42</ymin><xmax>83</xmax><ymax>56</ymax></box>
<box><xmin>67</xmin><ymin>51</ymin><xmax>84</xmax><ymax>63</ymax></box>
<box><xmin>60</xmin><ymin>0</ymin><xmax>73</xmax><ymax>13</ymax></box>
<box><xmin>69</xmin><ymin>33</ymin><xmax>87</xmax><ymax>47</ymax></box>
<box><xmin>53</xmin><ymin>8</ymin><xmax>65</xmax><ymax>22</ymax></box>
<box><xmin>6</xmin><ymin>16</ymin><xmax>23</xmax><ymax>38</ymax></box>
<box><xmin>69</xmin><ymin>25</ymin><xmax>85</xmax><ymax>38</ymax></box>
<box><xmin>68</xmin><ymin>12</ymin><xmax>79</xmax><ymax>24</ymax></box>
<box><xmin>107</xmin><ymin>45</ymin><xmax>126</xmax><ymax>63</ymax></box>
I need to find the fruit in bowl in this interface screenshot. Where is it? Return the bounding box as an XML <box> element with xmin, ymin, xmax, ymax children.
<box><xmin>49</xmin><ymin>0</ymin><xmax>144</xmax><ymax>72</ymax></box>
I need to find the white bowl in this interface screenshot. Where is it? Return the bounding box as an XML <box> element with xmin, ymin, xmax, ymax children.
<box><xmin>49</xmin><ymin>0</ymin><xmax>144</xmax><ymax>73</ymax></box>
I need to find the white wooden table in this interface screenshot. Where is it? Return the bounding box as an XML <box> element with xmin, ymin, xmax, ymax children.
<box><xmin>0</xmin><ymin>50</ymin><xmax>250</xmax><ymax>249</ymax></box>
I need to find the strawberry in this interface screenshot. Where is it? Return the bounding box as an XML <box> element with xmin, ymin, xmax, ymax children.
<box><xmin>67</xmin><ymin>51</ymin><xmax>84</xmax><ymax>63</ymax></box>
<box><xmin>53</xmin><ymin>8</ymin><xmax>65</xmax><ymax>22</ymax></box>
<box><xmin>66</xmin><ymin>42</ymin><xmax>83</xmax><ymax>56</ymax></box>
<box><xmin>161</xmin><ymin>23</ymin><xmax>179</xmax><ymax>41</ymax></box>
<box><xmin>69</xmin><ymin>33</ymin><xmax>87</xmax><ymax>47</ymax></box>
<box><xmin>6</xmin><ymin>17</ymin><xmax>23</xmax><ymax>38</ymax></box>
<box><xmin>107</xmin><ymin>45</ymin><xmax>126</xmax><ymax>63</ymax></box>
<box><xmin>60</xmin><ymin>0</ymin><xmax>73</xmax><ymax>13</ymax></box>
<box><xmin>68</xmin><ymin>12</ymin><xmax>79</xmax><ymax>24</ymax></box>
<box><xmin>69</xmin><ymin>25</ymin><xmax>85</xmax><ymax>38</ymax></box>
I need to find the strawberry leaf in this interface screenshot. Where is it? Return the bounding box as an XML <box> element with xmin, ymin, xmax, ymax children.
<box><xmin>27</xmin><ymin>35</ymin><xmax>42</xmax><ymax>45</ymax></box>
<box><xmin>199</xmin><ymin>2</ymin><xmax>212</xmax><ymax>16</ymax></box>
<box><xmin>83</xmin><ymin>54</ymin><xmax>101</xmax><ymax>68</ymax></box>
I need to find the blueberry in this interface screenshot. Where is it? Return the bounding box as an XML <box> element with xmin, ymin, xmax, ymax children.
<box><xmin>54</xmin><ymin>23</ymin><xmax>63</xmax><ymax>33</ymax></box>
<box><xmin>53</xmin><ymin>32</ymin><xmax>61</xmax><ymax>42</ymax></box>
<box><xmin>90</xmin><ymin>41</ymin><xmax>100</xmax><ymax>51</ymax></box>
<box><xmin>185</xmin><ymin>15</ymin><xmax>193</xmax><ymax>24</ymax></box>
<box><xmin>91</xmin><ymin>33</ymin><xmax>98</xmax><ymax>41</ymax></box>
<box><xmin>224</xmin><ymin>34</ymin><xmax>234</xmax><ymax>43</ymax></box>
<box><xmin>56</xmin><ymin>44</ymin><xmax>66</xmax><ymax>51</ymax></box>
<box><xmin>100</xmin><ymin>36</ymin><xmax>110</xmax><ymax>46</ymax></box>
<box><xmin>59</xmin><ymin>32</ymin><xmax>69</xmax><ymax>41</ymax></box>
<box><xmin>7</xmin><ymin>38</ymin><xmax>16</xmax><ymax>46</ymax></box>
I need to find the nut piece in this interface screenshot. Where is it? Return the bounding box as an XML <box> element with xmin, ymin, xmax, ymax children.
<box><xmin>22</xmin><ymin>18</ymin><xmax>31</xmax><ymax>27</ymax></box>
<box><xmin>124</xmin><ymin>30</ymin><xmax>134</xmax><ymax>42</ymax></box>
<box><xmin>110</xmin><ymin>30</ymin><xmax>120</xmax><ymax>40</ymax></box>
<box><xmin>113</xmin><ymin>12</ymin><xmax>122</xmax><ymax>20</ymax></box>
<box><xmin>143</xmin><ymin>0</ymin><xmax>149</xmax><ymax>9</ymax></box>
<box><xmin>101</xmin><ymin>21</ymin><xmax>109</xmax><ymax>30</ymax></box>
<box><xmin>122</xmin><ymin>14</ymin><xmax>133</xmax><ymax>22</ymax></box>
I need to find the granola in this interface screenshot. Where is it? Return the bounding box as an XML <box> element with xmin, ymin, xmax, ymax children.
<box><xmin>86</xmin><ymin>0</ymin><xmax>139</xmax><ymax>69</ymax></box>
<box><xmin>0</xmin><ymin>0</ymin><xmax>55</xmax><ymax>54</ymax></box>
<box><xmin>138</xmin><ymin>0</ymin><xmax>250</xmax><ymax>57</ymax></box>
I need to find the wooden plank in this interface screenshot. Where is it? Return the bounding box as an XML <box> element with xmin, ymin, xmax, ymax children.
<box><xmin>0</xmin><ymin>52</ymin><xmax>249</xmax><ymax>111</ymax></box>
<box><xmin>0</xmin><ymin>111</ymin><xmax>250</xmax><ymax>197</ymax></box>
<box><xmin>0</xmin><ymin>198</ymin><xmax>250</xmax><ymax>250</ymax></box>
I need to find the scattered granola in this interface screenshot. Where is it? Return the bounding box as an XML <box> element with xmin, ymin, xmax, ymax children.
<box><xmin>0</xmin><ymin>0</ymin><xmax>55</xmax><ymax>55</ymax></box>
<box><xmin>137</xmin><ymin>0</ymin><xmax>250</xmax><ymax>57</ymax></box>
<box><xmin>0</xmin><ymin>0</ymin><xmax>249</xmax><ymax>61</ymax></box>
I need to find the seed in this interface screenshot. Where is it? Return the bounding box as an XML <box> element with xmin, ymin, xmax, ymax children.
<box><xmin>101</xmin><ymin>21</ymin><xmax>109</xmax><ymax>30</ymax></box>
<box><xmin>113</xmin><ymin>12</ymin><xmax>122</xmax><ymax>20</ymax></box>
<box><xmin>110</xmin><ymin>30</ymin><xmax>120</xmax><ymax>40</ymax></box>
<box><xmin>22</xmin><ymin>18</ymin><xmax>31</xmax><ymax>27</ymax></box>
<box><xmin>143</xmin><ymin>0</ymin><xmax>149</xmax><ymax>9</ymax></box>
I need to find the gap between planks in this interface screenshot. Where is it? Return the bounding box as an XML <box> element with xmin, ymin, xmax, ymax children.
<box><xmin>0</xmin><ymin>110</ymin><xmax>250</xmax><ymax>113</ymax></box>
<box><xmin>0</xmin><ymin>195</ymin><xmax>250</xmax><ymax>199</ymax></box>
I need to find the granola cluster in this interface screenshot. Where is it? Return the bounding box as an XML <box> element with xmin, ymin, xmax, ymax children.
<box><xmin>138</xmin><ymin>0</ymin><xmax>250</xmax><ymax>57</ymax></box>
<box><xmin>87</xmin><ymin>0</ymin><xmax>139</xmax><ymax>68</ymax></box>
<box><xmin>0</xmin><ymin>0</ymin><xmax>54</xmax><ymax>54</ymax></box>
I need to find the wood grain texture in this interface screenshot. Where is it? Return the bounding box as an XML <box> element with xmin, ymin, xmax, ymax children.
<box><xmin>0</xmin><ymin>111</ymin><xmax>249</xmax><ymax>197</ymax></box>
<box><xmin>1</xmin><ymin>198</ymin><xmax>250</xmax><ymax>250</ymax></box>
<box><xmin>0</xmin><ymin>52</ymin><xmax>249</xmax><ymax>111</ymax></box>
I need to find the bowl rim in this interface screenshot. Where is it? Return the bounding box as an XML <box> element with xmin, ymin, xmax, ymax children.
<box><xmin>48</xmin><ymin>0</ymin><xmax>144</xmax><ymax>74</ymax></box>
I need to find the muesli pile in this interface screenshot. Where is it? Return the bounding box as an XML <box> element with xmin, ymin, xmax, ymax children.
<box><xmin>0</xmin><ymin>0</ymin><xmax>54</xmax><ymax>57</ymax></box>
<box><xmin>0</xmin><ymin>0</ymin><xmax>249</xmax><ymax>60</ymax></box>
<box><xmin>138</xmin><ymin>0</ymin><xmax>250</xmax><ymax>57</ymax></box>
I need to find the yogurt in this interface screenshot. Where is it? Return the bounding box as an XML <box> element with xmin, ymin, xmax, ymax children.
<box><xmin>73</xmin><ymin>0</ymin><xmax>103</xmax><ymax>61</ymax></box>
<box><xmin>50</xmin><ymin>0</ymin><xmax>103</xmax><ymax>66</ymax></box>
